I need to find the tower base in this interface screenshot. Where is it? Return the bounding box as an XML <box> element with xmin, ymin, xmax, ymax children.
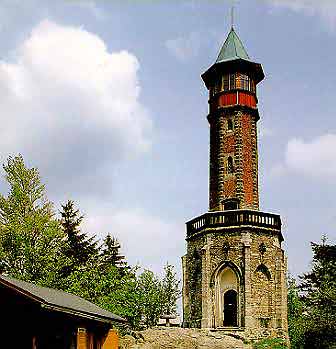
<box><xmin>182</xmin><ymin>210</ymin><xmax>288</xmax><ymax>341</ymax></box>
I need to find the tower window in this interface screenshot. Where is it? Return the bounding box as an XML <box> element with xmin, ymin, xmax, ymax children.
<box><xmin>250</xmin><ymin>79</ymin><xmax>256</xmax><ymax>93</ymax></box>
<box><xmin>214</xmin><ymin>82</ymin><xmax>220</xmax><ymax>95</ymax></box>
<box><xmin>222</xmin><ymin>75</ymin><xmax>229</xmax><ymax>91</ymax></box>
<box><xmin>236</xmin><ymin>73</ymin><xmax>249</xmax><ymax>90</ymax></box>
<box><xmin>229</xmin><ymin>74</ymin><xmax>236</xmax><ymax>90</ymax></box>
<box><xmin>227</xmin><ymin>156</ymin><xmax>234</xmax><ymax>174</ymax></box>
<box><xmin>235</xmin><ymin>73</ymin><xmax>241</xmax><ymax>89</ymax></box>
<box><xmin>228</xmin><ymin>119</ymin><xmax>233</xmax><ymax>131</ymax></box>
<box><xmin>223</xmin><ymin>199</ymin><xmax>239</xmax><ymax>210</ymax></box>
<box><xmin>241</xmin><ymin>74</ymin><xmax>249</xmax><ymax>90</ymax></box>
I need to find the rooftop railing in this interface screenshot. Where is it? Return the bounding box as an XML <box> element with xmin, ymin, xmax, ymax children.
<box><xmin>186</xmin><ymin>210</ymin><xmax>281</xmax><ymax>237</ymax></box>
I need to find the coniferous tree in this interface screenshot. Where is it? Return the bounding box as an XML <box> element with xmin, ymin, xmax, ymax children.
<box><xmin>299</xmin><ymin>238</ymin><xmax>336</xmax><ymax>348</ymax></box>
<box><xmin>60</xmin><ymin>200</ymin><xmax>98</xmax><ymax>269</ymax></box>
<box><xmin>100</xmin><ymin>234</ymin><xmax>125</xmax><ymax>269</ymax></box>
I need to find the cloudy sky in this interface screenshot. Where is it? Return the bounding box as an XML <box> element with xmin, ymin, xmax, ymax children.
<box><xmin>0</xmin><ymin>0</ymin><xmax>335</xmax><ymax>280</ymax></box>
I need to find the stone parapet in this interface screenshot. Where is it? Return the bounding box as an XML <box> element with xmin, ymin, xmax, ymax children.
<box><xmin>186</xmin><ymin>210</ymin><xmax>282</xmax><ymax>239</ymax></box>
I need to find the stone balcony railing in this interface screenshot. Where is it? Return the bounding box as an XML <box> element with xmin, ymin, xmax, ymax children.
<box><xmin>186</xmin><ymin>210</ymin><xmax>281</xmax><ymax>238</ymax></box>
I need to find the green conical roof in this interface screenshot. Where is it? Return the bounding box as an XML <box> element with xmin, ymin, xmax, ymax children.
<box><xmin>216</xmin><ymin>28</ymin><xmax>250</xmax><ymax>63</ymax></box>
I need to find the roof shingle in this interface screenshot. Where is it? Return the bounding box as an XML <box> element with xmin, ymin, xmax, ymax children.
<box><xmin>216</xmin><ymin>28</ymin><xmax>250</xmax><ymax>63</ymax></box>
<box><xmin>0</xmin><ymin>275</ymin><xmax>126</xmax><ymax>323</ymax></box>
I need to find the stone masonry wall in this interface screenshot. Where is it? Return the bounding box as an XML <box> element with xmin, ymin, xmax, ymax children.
<box><xmin>183</xmin><ymin>236</ymin><xmax>206</xmax><ymax>328</ymax></box>
<box><xmin>183</xmin><ymin>227</ymin><xmax>288</xmax><ymax>341</ymax></box>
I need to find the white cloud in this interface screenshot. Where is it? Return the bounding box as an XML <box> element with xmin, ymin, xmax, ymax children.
<box><xmin>83</xmin><ymin>205</ymin><xmax>184</xmax><ymax>275</ymax></box>
<box><xmin>285</xmin><ymin>134</ymin><xmax>336</xmax><ymax>178</ymax></box>
<box><xmin>265</xmin><ymin>0</ymin><xmax>336</xmax><ymax>31</ymax></box>
<box><xmin>0</xmin><ymin>20</ymin><xmax>152</xmax><ymax>191</ymax></box>
<box><xmin>165</xmin><ymin>32</ymin><xmax>202</xmax><ymax>61</ymax></box>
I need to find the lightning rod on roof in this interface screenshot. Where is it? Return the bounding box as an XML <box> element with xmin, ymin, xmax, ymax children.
<box><xmin>231</xmin><ymin>5</ymin><xmax>235</xmax><ymax>29</ymax></box>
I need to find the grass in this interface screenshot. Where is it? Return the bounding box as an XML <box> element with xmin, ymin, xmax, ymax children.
<box><xmin>253</xmin><ymin>337</ymin><xmax>288</xmax><ymax>349</ymax></box>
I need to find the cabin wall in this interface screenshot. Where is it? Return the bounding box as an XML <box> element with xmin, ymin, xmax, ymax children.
<box><xmin>0</xmin><ymin>284</ymin><xmax>119</xmax><ymax>349</ymax></box>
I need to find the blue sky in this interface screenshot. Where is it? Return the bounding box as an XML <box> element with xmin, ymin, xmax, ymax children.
<box><xmin>0</xmin><ymin>0</ymin><xmax>335</xmax><ymax>280</ymax></box>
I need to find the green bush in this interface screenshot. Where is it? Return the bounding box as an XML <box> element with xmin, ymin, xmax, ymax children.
<box><xmin>253</xmin><ymin>337</ymin><xmax>288</xmax><ymax>349</ymax></box>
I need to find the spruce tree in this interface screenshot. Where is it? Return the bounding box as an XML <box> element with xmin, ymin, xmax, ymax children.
<box><xmin>100</xmin><ymin>234</ymin><xmax>125</xmax><ymax>269</ymax></box>
<box><xmin>299</xmin><ymin>238</ymin><xmax>336</xmax><ymax>348</ymax></box>
<box><xmin>60</xmin><ymin>200</ymin><xmax>98</xmax><ymax>269</ymax></box>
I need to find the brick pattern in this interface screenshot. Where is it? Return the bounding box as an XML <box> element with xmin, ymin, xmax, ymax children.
<box><xmin>209</xmin><ymin>115</ymin><xmax>226</xmax><ymax>210</ymax></box>
<box><xmin>223</xmin><ymin>177</ymin><xmax>236</xmax><ymax>199</ymax></box>
<box><xmin>224</xmin><ymin>134</ymin><xmax>235</xmax><ymax>153</ymax></box>
<box><xmin>209</xmin><ymin>110</ymin><xmax>259</xmax><ymax>211</ymax></box>
<box><xmin>241</xmin><ymin>114</ymin><xmax>255</xmax><ymax>208</ymax></box>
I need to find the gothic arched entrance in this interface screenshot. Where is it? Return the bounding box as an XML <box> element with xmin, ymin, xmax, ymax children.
<box><xmin>211</xmin><ymin>263</ymin><xmax>241</xmax><ymax>328</ymax></box>
<box><xmin>223</xmin><ymin>290</ymin><xmax>238</xmax><ymax>326</ymax></box>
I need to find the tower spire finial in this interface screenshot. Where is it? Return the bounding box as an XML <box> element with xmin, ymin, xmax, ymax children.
<box><xmin>231</xmin><ymin>5</ymin><xmax>234</xmax><ymax>28</ymax></box>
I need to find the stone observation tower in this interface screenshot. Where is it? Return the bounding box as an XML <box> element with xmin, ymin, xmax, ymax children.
<box><xmin>182</xmin><ymin>27</ymin><xmax>288</xmax><ymax>340</ymax></box>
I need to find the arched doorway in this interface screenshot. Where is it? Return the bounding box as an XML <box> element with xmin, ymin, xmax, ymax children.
<box><xmin>212</xmin><ymin>263</ymin><xmax>241</xmax><ymax>328</ymax></box>
<box><xmin>223</xmin><ymin>290</ymin><xmax>238</xmax><ymax>326</ymax></box>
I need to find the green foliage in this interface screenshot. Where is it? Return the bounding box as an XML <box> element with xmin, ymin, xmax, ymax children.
<box><xmin>287</xmin><ymin>277</ymin><xmax>305</xmax><ymax>349</ymax></box>
<box><xmin>161</xmin><ymin>263</ymin><xmax>181</xmax><ymax>316</ymax></box>
<box><xmin>65</xmin><ymin>263</ymin><xmax>180</xmax><ymax>330</ymax></box>
<box><xmin>0</xmin><ymin>155</ymin><xmax>68</xmax><ymax>287</ymax></box>
<box><xmin>287</xmin><ymin>238</ymin><xmax>336</xmax><ymax>349</ymax></box>
<box><xmin>100</xmin><ymin>234</ymin><xmax>125</xmax><ymax>269</ymax></box>
<box><xmin>0</xmin><ymin>155</ymin><xmax>182</xmax><ymax>331</ymax></box>
<box><xmin>60</xmin><ymin>199</ymin><xmax>98</xmax><ymax>269</ymax></box>
<box><xmin>137</xmin><ymin>269</ymin><xmax>164</xmax><ymax>328</ymax></box>
<box><xmin>65</xmin><ymin>262</ymin><xmax>143</xmax><ymax>328</ymax></box>
<box><xmin>253</xmin><ymin>338</ymin><xmax>288</xmax><ymax>349</ymax></box>
<box><xmin>298</xmin><ymin>239</ymin><xmax>336</xmax><ymax>348</ymax></box>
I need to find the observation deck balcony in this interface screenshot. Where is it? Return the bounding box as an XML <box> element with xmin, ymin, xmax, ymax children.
<box><xmin>186</xmin><ymin>210</ymin><xmax>282</xmax><ymax>239</ymax></box>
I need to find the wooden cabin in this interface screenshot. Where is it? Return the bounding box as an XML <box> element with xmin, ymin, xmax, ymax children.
<box><xmin>0</xmin><ymin>275</ymin><xmax>126</xmax><ymax>348</ymax></box>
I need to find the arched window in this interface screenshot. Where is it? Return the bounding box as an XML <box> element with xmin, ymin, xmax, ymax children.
<box><xmin>253</xmin><ymin>264</ymin><xmax>272</xmax><ymax>321</ymax></box>
<box><xmin>227</xmin><ymin>119</ymin><xmax>233</xmax><ymax>131</ymax></box>
<box><xmin>256</xmin><ymin>264</ymin><xmax>271</xmax><ymax>281</ymax></box>
<box><xmin>227</xmin><ymin>157</ymin><xmax>234</xmax><ymax>174</ymax></box>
